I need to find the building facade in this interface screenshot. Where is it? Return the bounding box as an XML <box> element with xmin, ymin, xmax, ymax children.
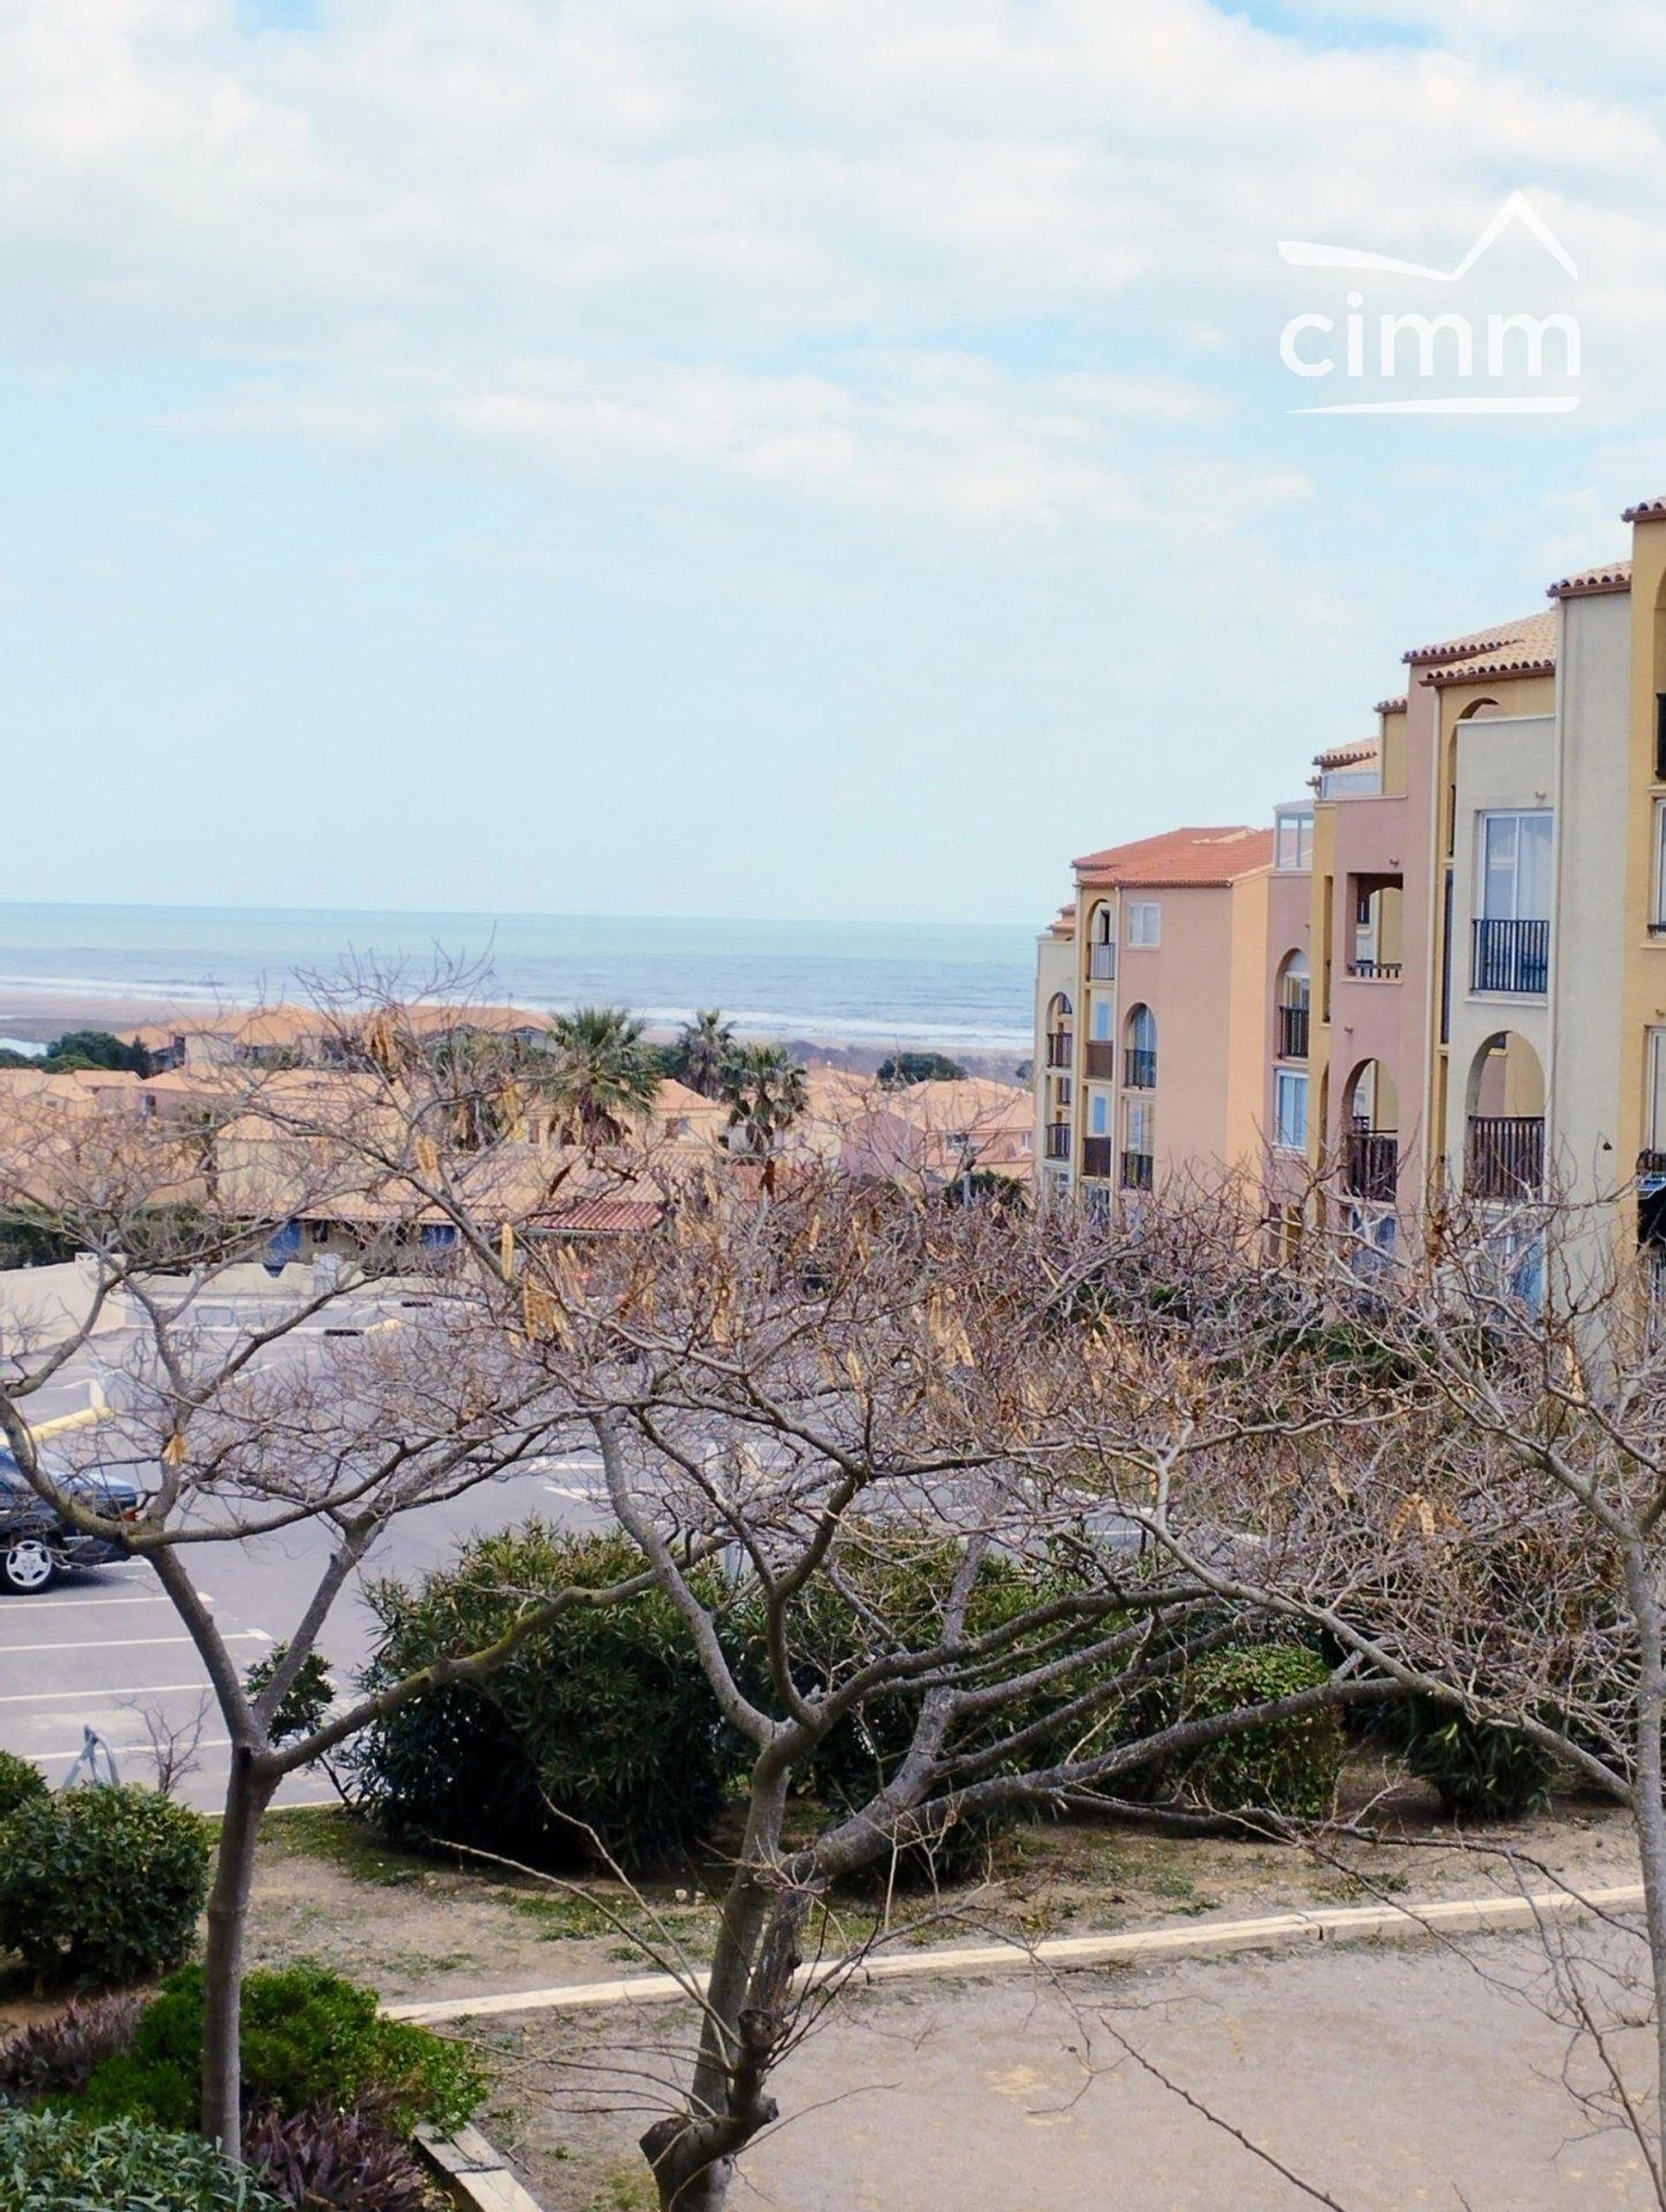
<box><xmin>1033</xmin><ymin>495</ymin><xmax>1666</xmax><ymax>1280</ymax></box>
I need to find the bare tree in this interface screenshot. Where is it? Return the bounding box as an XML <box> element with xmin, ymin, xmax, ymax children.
<box><xmin>0</xmin><ymin>991</ymin><xmax>671</xmax><ymax>2155</ymax></box>
<box><xmin>476</xmin><ymin>1167</ymin><xmax>1402</xmax><ymax>2210</ymax></box>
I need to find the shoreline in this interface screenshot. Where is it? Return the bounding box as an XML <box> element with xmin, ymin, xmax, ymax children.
<box><xmin>0</xmin><ymin>988</ymin><xmax>1031</xmax><ymax>1081</ymax></box>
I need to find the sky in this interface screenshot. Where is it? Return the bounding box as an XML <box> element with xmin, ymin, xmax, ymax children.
<box><xmin>3</xmin><ymin>0</ymin><xmax>1665</xmax><ymax>927</ymax></box>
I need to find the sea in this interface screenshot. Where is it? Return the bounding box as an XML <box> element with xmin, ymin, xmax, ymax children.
<box><xmin>0</xmin><ymin>903</ymin><xmax>1036</xmax><ymax>1058</ymax></box>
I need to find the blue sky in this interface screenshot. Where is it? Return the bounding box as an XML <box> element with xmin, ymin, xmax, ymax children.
<box><xmin>3</xmin><ymin>0</ymin><xmax>1663</xmax><ymax>925</ymax></box>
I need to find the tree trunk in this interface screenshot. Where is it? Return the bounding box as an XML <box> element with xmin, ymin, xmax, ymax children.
<box><xmin>200</xmin><ymin>1743</ymin><xmax>274</xmax><ymax>2156</ymax></box>
<box><xmin>1624</xmin><ymin>1547</ymin><xmax>1666</xmax><ymax>2202</ymax></box>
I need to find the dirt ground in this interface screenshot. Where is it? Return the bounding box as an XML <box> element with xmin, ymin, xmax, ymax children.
<box><xmin>234</xmin><ymin>1762</ymin><xmax>1639</xmax><ymax>2010</ymax></box>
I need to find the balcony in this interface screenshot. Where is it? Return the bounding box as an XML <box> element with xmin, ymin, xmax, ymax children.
<box><xmin>1343</xmin><ymin>1127</ymin><xmax>1398</xmax><ymax>1202</ymax></box>
<box><xmin>1044</xmin><ymin>1122</ymin><xmax>1071</xmax><ymax>1161</ymax></box>
<box><xmin>1088</xmin><ymin>943</ymin><xmax>1117</xmax><ymax>981</ymax></box>
<box><xmin>1054</xmin><ymin>1076</ymin><xmax>1072</xmax><ymax>1107</ymax></box>
<box><xmin>1466</xmin><ymin>1115</ymin><xmax>1544</xmax><ymax>1201</ymax></box>
<box><xmin>1346</xmin><ymin>960</ymin><xmax>1402</xmax><ymax>982</ymax></box>
<box><xmin>1472</xmin><ymin>917</ymin><xmax>1550</xmax><ymax>996</ymax></box>
<box><xmin>1124</xmin><ymin>1048</ymin><xmax>1157</xmax><ymax>1091</ymax></box>
<box><xmin>1045</xmin><ymin>1032</ymin><xmax>1072</xmax><ymax>1070</ymax></box>
<box><xmin>1276</xmin><ymin>1004</ymin><xmax>1309</xmax><ymax>1060</ymax></box>
<box><xmin>1084</xmin><ymin>1041</ymin><xmax>1116</xmax><ymax>1081</ymax></box>
<box><xmin>1120</xmin><ymin>1150</ymin><xmax>1154</xmax><ymax>1192</ymax></box>
<box><xmin>1082</xmin><ymin>1135</ymin><xmax>1114</xmax><ymax>1178</ymax></box>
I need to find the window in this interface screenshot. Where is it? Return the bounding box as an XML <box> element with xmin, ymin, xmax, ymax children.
<box><xmin>1091</xmin><ymin>998</ymin><xmax>1112</xmax><ymax>1040</ymax></box>
<box><xmin>1655</xmin><ymin>802</ymin><xmax>1666</xmax><ymax>932</ymax></box>
<box><xmin>1274</xmin><ymin>1069</ymin><xmax>1309</xmax><ymax>1152</ymax></box>
<box><xmin>1089</xmin><ymin>1092</ymin><xmax>1111</xmax><ymax>1137</ymax></box>
<box><xmin>1276</xmin><ymin>811</ymin><xmax>1314</xmax><ymax>872</ymax></box>
<box><xmin>1656</xmin><ymin>695</ymin><xmax>1666</xmax><ymax>784</ymax></box>
<box><xmin>1478</xmin><ymin>811</ymin><xmax>1552</xmax><ymax>922</ymax></box>
<box><xmin>1125</xmin><ymin>901</ymin><xmax>1161</xmax><ymax>948</ymax></box>
<box><xmin>1647</xmin><ymin>1028</ymin><xmax>1666</xmax><ymax>1157</ymax></box>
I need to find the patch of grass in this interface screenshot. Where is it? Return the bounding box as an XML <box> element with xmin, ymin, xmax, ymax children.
<box><xmin>262</xmin><ymin>1806</ymin><xmax>429</xmax><ymax>1888</ymax></box>
<box><xmin>586</xmin><ymin>2169</ymin><xmax>654</xmax><ymax>2211</ymax></box>
<box><xmin>512</xmin><ymin>1889</ymin><xmax>714</xmax><ymax>1952</ymax></box>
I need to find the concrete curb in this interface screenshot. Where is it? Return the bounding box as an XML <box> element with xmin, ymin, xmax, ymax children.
<box><xmin>387</xmin><ymin>1879</ymin><xmax>1646</xmax><ymax>2029</ymax></box>
<box><xmin>416</xmin><ymin>2121</ymin><xmax>547</xmax><ymax>2212</ymax></box>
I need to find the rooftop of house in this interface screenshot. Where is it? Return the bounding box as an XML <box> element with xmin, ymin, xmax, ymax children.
<box><xmin>1421</xmin><ymin>607</ymin><xmax>1559</xmax><ymax>687</ymax></box>
<box><xmin>1072</xmin><ymin>825</ymin><xmax>1275</xmax><ymax>889</ymax></box>
<box><xmin>1313</xmin><ymin>738</ymin><xmax>1381</xmax><ymax>772</ymax></box>
<box><xmin>1623</xmin><ymin>496</ymin><xmax>1666</xmax><ymax>523</ymax></box>
<box><xmin>1546</xmin><ymin>558</ymin><xmax>1632</xmax><ymax>601</ymax></box>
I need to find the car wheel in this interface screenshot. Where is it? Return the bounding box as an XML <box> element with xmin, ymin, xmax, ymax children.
<box><xmin>1</xmin><ymin>1537</ymin><xmax>58</xmax><ymax>1593</ymax></box>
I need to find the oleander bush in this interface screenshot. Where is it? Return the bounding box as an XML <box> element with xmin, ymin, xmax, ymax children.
<box><xmin>1381</xmin><ymin>1695</ymin><xmax>1558</xmax><ymax>1821</ymax></box>
<box><xmin>353</xmin><ymin>1526</ymin><xmax>737</xmax><ymax>1871</ymax></box>
<box><xmin>246</xmin><ymin>2098</ymin><xmax>444</xmax><ymax>2212</ymax></box>
<box><xmin>1166</xmin><ymin>1643</ymin><xmax>1345</xmax><ymax>1820</ymax></box>
<box><xmin>731</xmin><ymin>1533</ymin><xmax>1101</xmax><ymax>1883</ymax></box>
<box><xmin>0</xmin><ymin>1994</ymin><xmax>145</xmax><ymax>2104</ymax></box>
<box><xmin>75</xmin><ymin>1963</ymin><xmax>482</xmax><ymax>2137</ymax></box>
<box><xmin>0</xmin><ymin>1748</ymin><xmax>47</xmax><ymax>1820</ymax></box>
<box><xmin>0</xmin><ymin>1788</ymin><xmax>210</xmax><ymax>1987</ymax></box>
<box><xmin>0</xmin><ymin>2108</ymin><xmax>281</xmax><ymax>2212</ymax></box>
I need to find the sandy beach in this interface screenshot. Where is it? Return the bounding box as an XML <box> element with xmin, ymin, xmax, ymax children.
<box><xmin>0</xmin><ymin>987</ymin><xmax>1026</xmax><ymax>1081</ymax></box>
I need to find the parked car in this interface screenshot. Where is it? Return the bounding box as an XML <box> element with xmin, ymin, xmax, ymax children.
<box><xmin>0</xmin><ymin>1450</ymin><xmax>145</xmax><ymax>1594</ymax></box>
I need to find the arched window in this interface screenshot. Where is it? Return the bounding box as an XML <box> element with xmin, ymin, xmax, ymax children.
<box><xmin>1341</xmin><ymin>1059</ymin><xmax>1398</xmax><ymax>1202</ymax></box>
<box><xmin>1276</xmin><ymin>952</ymin><xmax>1309</xmax><ymax>1060</ymax></box>
<box><xmin>1087</xmin><ymin>903</ymin><xmax>1116</xmax><ymax>980</ymax></box>
<box><xmin>1124</xmin><ymin>1004</ymin><xmax>1157</xmax><ymax>1090</ymax></box>
<box><xmin>1465</xmin><ymin>1031</ymin><xmax>1545</xmax><ymax>1198</ymax></box>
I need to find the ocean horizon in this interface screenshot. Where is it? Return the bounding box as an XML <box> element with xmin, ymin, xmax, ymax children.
<box><xmin>0</xmin><ymin>902</ymin><xmax>1038</xmax><ymax>1055</ymax></box>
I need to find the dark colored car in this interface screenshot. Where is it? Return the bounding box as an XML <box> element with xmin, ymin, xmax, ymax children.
<box><xmin>0</xmin><ymin>1449</ymin><xmax>145</xmax><ymax>1594</ymax></box>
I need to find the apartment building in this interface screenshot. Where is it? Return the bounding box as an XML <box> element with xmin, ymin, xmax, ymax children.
<box><xmin>1033</xmin><ymin>494</ymin><xmax>1666</xmax><ymax>1277</ymax></box>
<box><xmin>1033</xmin><ymin>826</ymin><xmax>1275</xmax><ymax>1202</ymax></box>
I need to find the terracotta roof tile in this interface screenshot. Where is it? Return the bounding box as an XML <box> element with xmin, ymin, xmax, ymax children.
<box><xmin>1546</xmin><ymin>558</ymin><xmax>1631</xmax><ymax>600</ymax></box>
<box><xmin>1374</xmin><ymin>696</ymin><xmax>1408</xmax><ymax>717</ymax></box>
<box><xmin>1402</xmin><ymin>609</ymin><xmax>1548</xmax><ymax>667</ymax></box>
<box><xmin>1313</xmin><ymin>739</ymin><xmax>1379</xmax><ymax>771</ymax></box>
<box><xmin>1072</xmin><ymin>825</ymin><xmax>1274</xmax><ymax>888</ymax></box>
<box><xmin>1417</xmin><ymin>608</ymin><xmax>1558</xmax><ymax>687</ymax></box>
<box><xmin>1623</xmin><ymin>496</ymin><xmax>1666</xmax><ymax>523</ymax></box>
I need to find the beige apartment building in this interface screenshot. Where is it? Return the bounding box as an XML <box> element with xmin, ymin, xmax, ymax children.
<box><xmin>1033</xmin><ymin>494</ymin><xmax>1666</xmax><ymax>1280</ymax></box>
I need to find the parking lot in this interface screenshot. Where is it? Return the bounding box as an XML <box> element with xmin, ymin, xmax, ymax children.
<box><xmin>2</xmin><ymin>1310</ymin><xmax>610</xmax><ymax>1811</ymax></box>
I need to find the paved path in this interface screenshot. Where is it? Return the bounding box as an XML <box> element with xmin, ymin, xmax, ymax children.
<box><xmin>508</xmin><ymin>1926</ymin><xmax>1660</xmax><ymax>2210</ymax></box>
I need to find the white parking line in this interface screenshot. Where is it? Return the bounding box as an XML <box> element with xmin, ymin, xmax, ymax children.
<box><xmin>0</xmin><ymin>1595</ymin><xmax>178</xmax><ymax>1612</ymax></box>
<box><xmin>35</xmin><ymin>1737</ymin><xmax>232</xmax><ymax>1762</ymax></box>
<box><xmin>0</xmin><ymin>1682</ymin><xmax>208</xmax><ymax>1704</ymax></box>
<box><xmin>544</xmin><ymin>1484</ymin><xmax>600</xmax><ymax>1501</ymax></box>
<box><xmin>0</xmin><ymin>1631</ymin><xmax>269</xmax><ymax>1655</ymax></box>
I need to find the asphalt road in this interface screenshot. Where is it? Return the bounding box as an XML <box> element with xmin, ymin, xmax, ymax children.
<box><xmin>2</xmin><ymin>1303</ymin><xmax>611</xmax><ymax>1811</ymax></box>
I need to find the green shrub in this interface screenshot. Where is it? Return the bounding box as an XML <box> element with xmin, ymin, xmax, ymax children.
<box><xmin>242</xmin><ymin>1646</ymin><xmax>335</xmax><ymax>1749</ymax></box>
<box><xmin>731</xmin><ymin>1533</ymin><xmax>1105</xmax><ymax>1883</ymax></box>
<box><xmin>0</xmin><ymin>1788</ymin><xmax>210</xmax><ymax>1987</ymax></box>
<box><xmin>1384</xmin><ymin>1696</ymin><xmax>1557</xmax><ymax>1820</ymax></box>
<box><xmin>0</xmin><ymin>2108</ymin><xmax>280</xmax><ymax>2211</ymax></box>
<box><xmin>0</xmin><ymin>1748</ymin><xmax>47</xmax><ymax>1818</ymax></box>
<box><xmin>75</xmin><ymin>1964</ymin><xmax>482</xmax><ymax>2137</ymax></box>
<box><xmin>1167</xmin><ymin>1644</ymin><xmax>1344</xmax><ymax>1819</ymax></box>
<box><xmin>353</xmin><ymin>1526</ymin><xmax>736</xmax><ymax>1871</ymax></box>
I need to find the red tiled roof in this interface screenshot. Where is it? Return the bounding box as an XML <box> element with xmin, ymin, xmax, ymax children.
<box><xmin>544</xmin><ymin>1196</ymin><xmax>665</xmax><ymax>1237</ymax></box>
<box><xmin>1418</xmin><ymin>608</ymin><xmax>1558</xmax><ymax>687</ymax></box>
<box><xmin>1374</xmin><ymin>696</ymin><xmax>1407</xmax><ymax>717</ymax></box>
<box><xmin>1546</xmin><ymin>558</ymin><xmax>1631</xmax><ymax>600</ymax></box>
<box><xmin>1402</xmin><ymin>610</ymin><xmax>1545</xmax><ymax>667</ymax></box>
<box><xmin>1313</xmin><ymin>739</ymin><xmax>1379</xmax><ymax>771</ymax></box>
<box><xmin>1072</xmin><ymin>825</ymin><xmax>1274</xmax><ymax>887</ymax></box>
<box><xmin>1623</xmin><ymin>496</ymin><xmax>1666</xmax><ymax>523</ymax></box>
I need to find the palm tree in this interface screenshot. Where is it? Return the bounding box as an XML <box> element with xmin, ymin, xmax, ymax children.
<box><xmin>722</xmin><ymin>1044</ymin><xmax>809</xmax><ymax>1185</ymax></box>
<box><xmin>674</xmin><ymin>1008</ymin><xmax>737</xmax><ymax>1099</ymax></box>
<box><xmin>544</xmin><ymin>1006</ymin><xmax>659</xmax><ymax>1146</ymax></box>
